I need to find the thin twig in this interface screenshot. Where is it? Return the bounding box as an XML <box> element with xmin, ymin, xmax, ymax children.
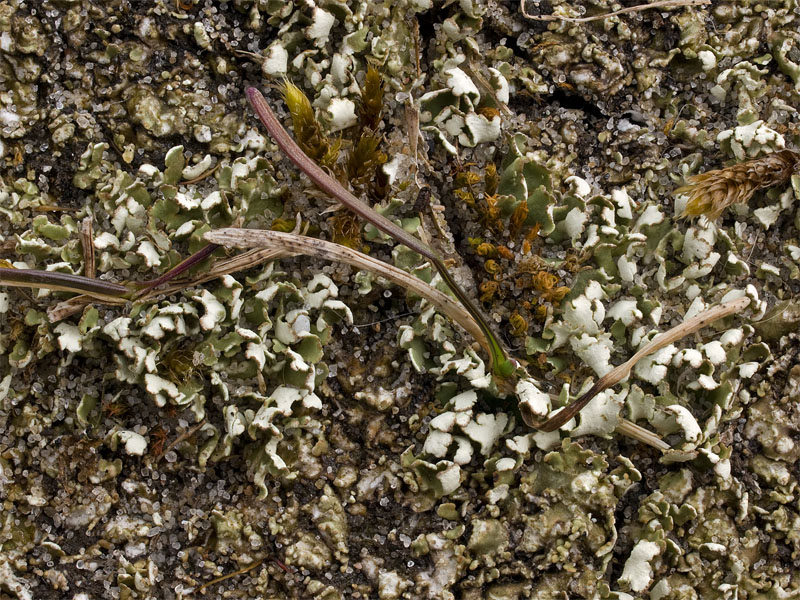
<box><xmin>532</xmin><ymin>296</ymin><xmax>751</xmax><ymax>432</ymax></box>
<box><xmin>406</xmin><ymin>102</ymin><xmax>421</xmax><ymax>166</ymax></box>
<box><xmin>521</xmin><ymin>0</ymin><xmax>710</xmax><ymax>22</ymax></box>
<box><xmin>154</xmin><ymin>418</ymin><xmax>207</xmax><ymax>463</ymax></box>
<box><xmin>193</xmin><ymin>557</ymin><xmax>265</xmax><ymax>595</ymax></box>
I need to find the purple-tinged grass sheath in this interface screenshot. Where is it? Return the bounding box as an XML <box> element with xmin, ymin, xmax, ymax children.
<box><xmin>136</xmin><ymin>243</ymin><xmax>220</xmax><ymax>294</ymax></box>
<box><xmin>0</xmin><ymin>267</ymin><xmax>130</xmax><ymax>300</ymax></box>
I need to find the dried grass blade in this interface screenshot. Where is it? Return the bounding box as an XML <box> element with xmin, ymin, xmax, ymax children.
<box><xmin>81</xmin><ymin>216</ymin><xmax>95</xmax><ymax>279</ymax></box>
<box><xmin>48</xmin><ymin>294</ymin><xmax>125</xmax><ymax>322</ymax></box>
<box><xmin>205</xmin><ymin>228</ymin><xmax>489</xmax><ymax>352</ymax></box>
<box><xmin>522</xmin><ymin>0</ymin><xmax>710</xmax><ymax>22</ymax></box>
<box><xmin>536</xmin><ymin>296</ymin><xmax>751</xmax><ymax>432</ymax></box>
<box><xmin>615</xmin><ymin>419</ymin><xmax>671</xmax><ymax>451</ymax></box>
<box><xmin>135</xmin><ymin>248</ymin><xmax>287</xmax><ymax>301</ymax></box>
<box><xmin>47</xmin><ymin>248</ymin><xmax>288</xmax><ymax>322</ymax></box>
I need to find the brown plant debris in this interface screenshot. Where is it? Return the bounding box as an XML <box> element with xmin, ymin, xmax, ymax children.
<box><xmin>676</xmin><ymin>149</ymin><xmax>800</xmax><ymax>220</ymax></box>
<box><xmin>522</xmin><ymin>0</ymin><xmax>711</xmax><ymax>23</ymax></box>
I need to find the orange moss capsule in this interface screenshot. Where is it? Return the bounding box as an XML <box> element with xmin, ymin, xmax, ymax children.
<box><xmin>534</xmin><ymin>304</ymin><xmax>548</xmax><ymax>321</ymax></box>
<box><xmin>454</xmin><ymin>171</ymin><xmax>481</xmax><ymax>188</ymax></box>
<box><xmin>509</xmin><ymin>201</ymin><xmax>529</xmax><ymax>238</ymax></box>
<box><xmin>477</xmin><ymin>106</ymin><xmax>501</xmax><ymax>120</ymax></box>
<box><xmin>496</xmin><ymin>245</ymin><xmax>514</xmax><ymax>261</ymax></box>
<box><xmin>484</xmin><ymin>162</ymin><xmax>498</xmax><ymax>197</ymax></box>
<box><xmin>543</xmin><ymin>286</ymin><xmax>571</xmax><ymax>304</ymax></box>
<box><xmin>454</xmin><ymin>188</ymin><xmax>476</xmax><ymax>205</ymax></box>
<box><xmin>480</xmin><ymin>194</ymin><xmax>500</xmax><ymax>229</ymax></box>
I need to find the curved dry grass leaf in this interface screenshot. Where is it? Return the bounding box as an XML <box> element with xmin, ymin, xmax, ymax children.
<box><xmin>247</xmin><ymin>87</ymin><xmax>515</xmax><ymax>377</ymax></box>
<box><xmin>205</xmin><ymin>228</ymin><xmax>489</xmax><ymax>353</ymax></box>
<box><xmin>533</xmin><ymin>296</ymin><xmax>751</xmax><ymax>432</ymax></box>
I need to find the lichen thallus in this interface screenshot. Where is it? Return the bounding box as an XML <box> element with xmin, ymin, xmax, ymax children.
<box><xmin>0</xmin><ymin>85</ymin><xmax>753</xmax><ymax>442</ymax></box>
<box><xmin>226</xmin><ymin>88</ymin><xmax>752</xmax><ymax>436</ymax></box>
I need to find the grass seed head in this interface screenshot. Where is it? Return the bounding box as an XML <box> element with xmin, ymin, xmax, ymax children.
<box><xmin>677</xmin><ymin>149</ymin><xmax>800</xmax><ymax>220</ymax></box>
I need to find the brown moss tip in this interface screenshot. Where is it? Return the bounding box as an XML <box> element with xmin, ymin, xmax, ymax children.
<box><xmin>160</xmin><ymin>346</ymin><xmax>199</xmax><ymax>384</ymax></box>
<box><xmin>359</xmin><ymin>66</ymin><xmax>384</xmax><ymax>131</ymax></box>
<box><xmin>346</xmin><ymin>133</ymin><xmax>386</xmax><ymax>190</ymax></box>
<box><xmin>676</xmin><ymin>149</ymin><xmax>800</xmax><ymax>221</ymax></box>
<box><xmin>280</xmin><ymin>80</ymin><xmax>339</xmax><ymax>169</ymax></box>
<box><xmin>330</xmin><ymin>212</ymin><xmax>362</xmax><ymax>249</ymax></box>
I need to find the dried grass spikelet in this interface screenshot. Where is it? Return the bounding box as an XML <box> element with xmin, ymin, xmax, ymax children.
<box><xmin>677</xmin><ymin>149</ymin><xmax>800</xmax><ymax>220</ymax></box>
